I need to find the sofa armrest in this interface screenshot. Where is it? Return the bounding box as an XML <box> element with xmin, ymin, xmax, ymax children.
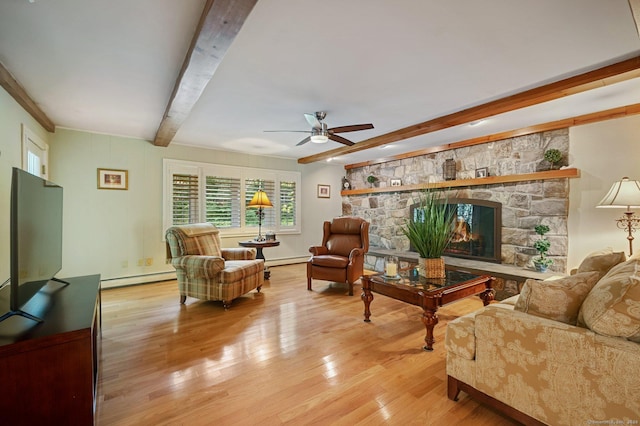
<box><xmin>221</xmin><ymin>248</ymin><xmax>256</xmax><ymax>260</ymax></box>
<box><xmin>170</xmin><ymin>255</ymin><xmax>225</xmax><ymax>278</ymax></box>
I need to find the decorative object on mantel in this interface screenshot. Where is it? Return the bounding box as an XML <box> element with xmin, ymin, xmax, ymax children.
<box><xmin>390</xmin><ymin>178</ymin><xmax>402</xmax><ymax>187</ymax></box>
<box><xmin>443</xmin><ymin>158</ymin><xmax>456</xmax><ymax>181</ymax></box>
<box><xmin>366</xmin><ymin>175</ymin><xmax>378</xmax><ymax>187</ymax></box>
<box><xmin>247</xmin><ymin>189</ymin><xmax>273</xmax><ymax>241</ymax></box>
<box><xmin>597</xmin><ymin>176</ymin><xmax>640</xmax><ymax>256</ymax></box>
<box><xmin>532</xmin><ymin>224</ymin><xmax>553</xmax><ymax>272</ymax></box>
<box><xmin>400</xmin><ymin>188</ymin><xmax>455</xmax><ymax>278</ymax></box>
<box><xmin>475</xmin><ymin>167</ymin><xmax>488</xmax><ymax>178</ymax></box>
<box><xmin>543</xmin><ymin>148</ymin><xmax>563</xmax><ymax>170</ymax></box>
<box><xmin>341</xmin><ymin>176</ymin><xmax>351</xmax><ymax>190</ymax></box>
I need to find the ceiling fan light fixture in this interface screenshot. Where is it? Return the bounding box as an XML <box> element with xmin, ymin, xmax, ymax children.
<box><xmin>310</xmin><ymin>133</ymin><xmax>329</xmax><ymax>143</ymax></box>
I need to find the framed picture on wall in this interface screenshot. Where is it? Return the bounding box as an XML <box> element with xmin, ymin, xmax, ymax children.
<box><xmin>317</xmin><ymin>184</ymin><xmax>330</xmax><ymax>198</ymax></box>
<box><xmin>98</xmin><ymin>168</ymin><xmax>128</xmax><ymax>190</ymax></box>
<box><xmin>390</xmin><ymin>178</ymin><xmax>402</xmax><ymax>187</ymax></box>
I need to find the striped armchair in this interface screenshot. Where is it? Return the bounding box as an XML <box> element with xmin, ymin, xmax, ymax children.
<box><xmin>165</xmin><ymin>223</ymin><xmax>264</xmax><ymax>309</ymax></box>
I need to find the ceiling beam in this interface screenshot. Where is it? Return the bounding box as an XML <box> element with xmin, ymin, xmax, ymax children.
<box><xmin>297</xmin><ymin>55</ymin><xmax>640</xmax><ymax>164</ymax></box>
<box><xmin>153</xmin><ymin>0</ymin><xmax>258</xmax><ymax>147</ymax></box>
<box><xmin>0</xmin><ymin>62</ymin><xmax>55</xmax><ymax>133</ymax></box>
<box><xmin>344</xmin><ymin>103</ymin><xmax>640</xmax><ymax>170</ymax></box>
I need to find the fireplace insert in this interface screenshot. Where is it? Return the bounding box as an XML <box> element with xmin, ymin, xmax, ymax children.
<box><xmin>409</xmin><ymin>198</ymin><xmax>502</xmax><ymax>263</ymax></box>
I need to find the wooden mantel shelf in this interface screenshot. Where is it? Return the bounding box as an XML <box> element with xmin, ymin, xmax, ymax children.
<box><xmin>341</xmin><ymin>168</ymin><xmax>580</xmax><ymax>196</ymax></box>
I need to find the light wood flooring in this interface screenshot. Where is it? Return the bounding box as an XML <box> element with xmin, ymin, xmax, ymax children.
<box><xmin>96</xmin><ymin>263</ymin><xmax>517</xmax><ymax>425</ymax></box>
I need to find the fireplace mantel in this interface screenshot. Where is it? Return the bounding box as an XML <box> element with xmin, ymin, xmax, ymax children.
<box><xmin>341</xmin><ymin>168</ymin><xmax>579</xmax><ymax>196</ymax></box>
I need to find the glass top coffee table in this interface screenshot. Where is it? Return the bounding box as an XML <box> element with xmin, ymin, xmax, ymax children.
<box><xmin>361</xmin><ymin>269</ymin><xmax>495</xmax><ymax>351</ymax></box>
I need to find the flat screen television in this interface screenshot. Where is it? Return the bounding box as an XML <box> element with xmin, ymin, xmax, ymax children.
<box><xmin>0</xmin><ymin>167</ymin><xmax>66</xmax><ymax>323</ymax></box>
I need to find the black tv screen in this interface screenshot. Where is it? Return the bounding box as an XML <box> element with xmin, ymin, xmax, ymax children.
<box><xmin>8</xmin><ymin>167</ymin><xmax>63</xmax><ymax>314</ymax></box>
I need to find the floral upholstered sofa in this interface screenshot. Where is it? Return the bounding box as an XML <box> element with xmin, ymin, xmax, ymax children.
<box><xmin>446</xmin><ymin>250</ymin><xmax>640</xmax><ymax>425</ymax></box>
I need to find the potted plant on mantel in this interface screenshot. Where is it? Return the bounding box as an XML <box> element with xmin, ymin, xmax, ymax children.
<box><xmin>400</xmin><ymin>189</ymin><xmax>455</xmax><ymax>279</ymax></box>
<box><xmin>532</xmin><ymin>224</ymin><xmax>553</xmax><ymax>272</ymax></box>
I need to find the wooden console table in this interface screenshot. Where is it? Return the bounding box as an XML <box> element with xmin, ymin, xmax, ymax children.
<box><xmin>0</xmin><ymin>274</ymin><xmax>101</xmax><ymax>425</ymax></box>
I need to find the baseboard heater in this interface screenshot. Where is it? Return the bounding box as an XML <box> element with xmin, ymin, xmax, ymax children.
<box><xmin>101</xmin><ymin>256</ymin><xmax>309</xmax><ymax>289</ymax></box>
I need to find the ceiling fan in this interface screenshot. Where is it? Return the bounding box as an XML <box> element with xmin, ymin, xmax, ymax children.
<box><xmin>265</xmin><ymin>112</ymin><xmax>374</xmax><ymax>146</ymax></box>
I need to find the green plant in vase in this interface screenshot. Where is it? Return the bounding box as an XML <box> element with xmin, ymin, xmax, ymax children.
<box><xmin>367</xmin><ymin>175</ymin><xmax>378</xmax><ymax>187</ymax></box>
<box><xmin>532</xmin><ymin>224</ymin><xmax>553</xmax><ymax>272</ymax></box>
<box><xmin>544</xmin><ymin>149</ymin><xmax>563</xmax><ymax>170</ymax></box>
<box><xmin>400</xmin><ymin>188</ymin><xmax>455</xmax><ymax>278</ymax></box>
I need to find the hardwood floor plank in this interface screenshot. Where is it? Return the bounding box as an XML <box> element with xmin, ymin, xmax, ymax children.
<box><xmin>97</xmin><ymin>263</ymin><xmax>517</xmax><ymax>425</ymax></box>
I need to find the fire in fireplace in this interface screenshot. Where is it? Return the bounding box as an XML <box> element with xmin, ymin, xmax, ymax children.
<box><xmin>409</xmin><ymin>198</ymin><xmax>502</xmax><ymax>263</ymax></box>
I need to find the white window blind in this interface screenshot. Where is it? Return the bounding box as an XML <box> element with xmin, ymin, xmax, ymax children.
<box><xmin>163</xmin><ymin>159</ymin><xmax>301</xmax><ymax>236</ymax></box>
<box><xmin>206</xmin><ymin>176</ymin><xmax>241</xmax><ymax>228</ymax></box>
<box><xmin>280</xmin><ymin>180</ymin><xmax>296</xmax><ymax>227</ymax></box>
<box><xmin>171</xmin><ymin>173</ymin><xmax>199</xmax><ymax>225</ymax></box>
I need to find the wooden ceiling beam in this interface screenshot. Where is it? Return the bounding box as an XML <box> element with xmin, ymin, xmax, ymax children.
<box><xmin>0</xmin><ymin>62</ymin><xmax>55</xmax><ymax>133</ymax></box>
<box><xmin>153</xmin><ymin>0</ymin><xmax>258</xmax><ymax>147</ymax></box>
<box><xmin>344</xmin><ymin>103</ymin><xmax>640</xmax><ymax>170</ymax></box>
<box><xmin>297</xmin><ymin>55</ymin><xmax>640</xmax><ymax>164</ymax></box>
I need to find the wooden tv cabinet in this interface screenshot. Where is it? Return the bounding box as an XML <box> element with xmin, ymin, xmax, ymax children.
<box><xmin>0</xmin><ymin>274</ymin><xmax>101</xmax><ymax>425</ymax></box>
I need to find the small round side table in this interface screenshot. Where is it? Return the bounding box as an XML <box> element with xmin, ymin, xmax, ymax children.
<box><xmin>238</xmin><ymin>240</ymin><xmax>280</xmax><ymax>280</ymax></box>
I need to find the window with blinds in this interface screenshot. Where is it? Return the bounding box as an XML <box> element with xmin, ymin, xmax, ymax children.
<box><xmin>163</xmin><ymin>159</ymin><xmax>301</xmax><ymax>236</ymax></box>
<box><xmin>171</xmin><ymin>173</ymin><xmax>199</xmax><ymax>225</ymax></box>
<box><xmin>205</xmin><ymin>176</ymin><xmax>241</xmax><ymax>228</ymax></box>
<box><xmin>280</xmin><ymin>181</ymin><xmax>296</xmax><ymax>227</ymax></box>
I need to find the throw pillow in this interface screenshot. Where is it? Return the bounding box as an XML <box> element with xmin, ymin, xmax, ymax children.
<box><xmin>576</xmin><ymin>249</ymin><xmax>626</xmax><ymax>280</ymax></box>
<box><xmin>579</xmin><ymin>259</ymin><xmax>640</xmax><ymax>343</ymax></box>
<box><xmin>514</xmin><ymin>272</ymin><xmax>600</xmax><ymax>325</ymax></box>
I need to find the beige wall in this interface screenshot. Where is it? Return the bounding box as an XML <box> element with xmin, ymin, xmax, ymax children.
<box><xmin>568</xmin><ymin>115</ymin><xmax>640</xmax><ymax>268</ymax></box>
<box><xmin>48</xmin><ymin>128</ymin><xmax>344</xmax><ymax>281</ymax></box>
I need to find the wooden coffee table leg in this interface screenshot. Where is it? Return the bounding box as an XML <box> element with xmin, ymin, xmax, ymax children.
<box><xmin>421</xmin><ymin>308</ymin><xmax>438</xmax><ymax>351</ymax></box>
<box><xmin>361</xmin><ymin>279</ymin><xmax>373</xmax><ymax>322</ymax></box>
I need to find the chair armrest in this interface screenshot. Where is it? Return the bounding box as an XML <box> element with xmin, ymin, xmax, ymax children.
<box><xmin>348</xmin><ymin>247</ymin><xmax>366</xmax><ymax>260</ymax></box>
<box><xmin>170</xmin><ymin>255</ymin><xmax>225</xmax><ymax>278</ymax></box>
<box><xmin>309</xmin><ymin>246</ymin><xmax>328</xmax><ymax>256</ymax></box>
<box><xmin>221</xmin><ymin>248</ymin><xmax>256</xmax><ymax>260</ymax></box>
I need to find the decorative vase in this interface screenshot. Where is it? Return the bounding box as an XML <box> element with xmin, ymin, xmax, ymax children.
<box><xmin>418</xmin><ymin>257</ymin><xmax>446</xmax><ymax>279</ymax></box>
<box><xmin>534</xmin><ymin>262</ymin><xmax>548</xmax><ymax>273</ymax></box>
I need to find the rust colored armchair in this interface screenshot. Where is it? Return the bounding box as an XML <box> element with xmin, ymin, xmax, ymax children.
<box><xmin>307</xmin><ymin>217</ymin><xmax>370</xmax><ymax>296</ymax></box>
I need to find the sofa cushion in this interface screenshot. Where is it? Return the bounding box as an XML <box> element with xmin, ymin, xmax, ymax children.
<box><xmin>514</xmin><ymin>271</ymin><xmax>600</xmax><ymax>325</ymax></box>
<box><xmin>579</xmin><ymin>259</ymin><xmax>640</xmax><ymax>342</ymax></box>
<box><xmin>576</xmin><ymin>249</ymin><xmax>626</xmax><ymax>280</ymax></box>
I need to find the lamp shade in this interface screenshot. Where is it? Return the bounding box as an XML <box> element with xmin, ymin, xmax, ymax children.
<box><xmin>310</xmin><ymin>133</ymin><xmax>329</xmax><ymax>143</ymax></box>
<box><xmin>247</xmin><ymin>189</ymin><xmax>273</xmax><ymax>208</ymax></box>
<box><xmin>597</xmin><ymin>177</ymin><xmax>640</xmax><ymax>209</ymax></box>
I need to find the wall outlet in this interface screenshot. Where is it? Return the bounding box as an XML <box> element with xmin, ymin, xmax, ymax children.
<box><xmin>145</xmin><ymin>258</ymin><xmax>153</xmax><ymax>266</ymax></box>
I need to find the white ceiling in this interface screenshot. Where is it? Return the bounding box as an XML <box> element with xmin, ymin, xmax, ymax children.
<box><xmin>1</xmin><ymin>0</ymin><xmax>639</xmax><ymax>165</ymax></box>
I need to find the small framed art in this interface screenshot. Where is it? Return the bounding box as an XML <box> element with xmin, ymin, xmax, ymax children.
<box><xmin>317</xmin><ymin>184</ymin><xmax>331</xmax><ymax>198</ymax></box>
<box><xmin>390</xmin><ymin>178</ymin><xmax>402</xmax><ymax>187</ymax></box>
<box><xmin>475</xmin><ymin>167</ymin><xmax>488</xmax><ymax>178</ymax></box>
<box><xmin>98</xmin><ymin>168</ymin><xmax>128</xmax><ymax>190</ymax></box>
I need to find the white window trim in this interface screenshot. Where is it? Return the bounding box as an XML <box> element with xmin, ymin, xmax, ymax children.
<box><xmin>163</xmin><ymin>159</ymin><xmax>301</xmax><ymax>238</ymax></box>
<box><xmin>21</xmin><ymin>123</ymin><xmax>49</xmax><ymax>179</ymax></box>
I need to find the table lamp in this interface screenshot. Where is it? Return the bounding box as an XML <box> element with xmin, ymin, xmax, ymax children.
<box><xmin>247</xmin><ymin>189</ymin><xmax>273</xmax><ymax>241</ymax></box>
<box><xmin>597</xmin><ymin>177</ymin><xmax>640</xmax><ymax>256</ymax></box>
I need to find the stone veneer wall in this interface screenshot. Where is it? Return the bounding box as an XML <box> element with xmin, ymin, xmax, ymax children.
<box><xmin>343</xmin><ymin>129</ymin><xmax>570</xmax><ymax>274</ymax></box>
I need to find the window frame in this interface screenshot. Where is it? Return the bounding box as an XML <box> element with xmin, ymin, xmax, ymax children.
<box><xmin>163</xmin><ymin>159</ymin><xmax>301</xmax><ymax>238</ymax></box>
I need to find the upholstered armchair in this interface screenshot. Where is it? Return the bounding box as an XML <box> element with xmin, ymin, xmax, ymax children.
<box><xmin>307</xmin><ymin>217</ymin><xmax>370</xmax><ymax>296</ymax></box>
<box><xmin>165</xmin><ymin>223</ymin><xmax>264</xmax><ymax>309</ymax></box>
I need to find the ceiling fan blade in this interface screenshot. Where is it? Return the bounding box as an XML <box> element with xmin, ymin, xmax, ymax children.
<box><xmin>304</xmin><ymin>113</ymin><xmax>322</xmax><ymax>129</ymax></box>
<box><xmin>296</xmin><ymin>136</ymin><xmax>312</xmax><ymax>146</ymax></box>
<box><xmin>264</xmin><ymin>130</ymin><xmax>310</xmax><ymax>133</ymax></box>
<box><xmin>328</xmin><ymin>123</ymin><xmax>374</xmax><ymax>133</ymax></box>
<box><xmin>328</xmin><ymin>134</ymin><xmax>354</xmax><ymax>146</ymax></box>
